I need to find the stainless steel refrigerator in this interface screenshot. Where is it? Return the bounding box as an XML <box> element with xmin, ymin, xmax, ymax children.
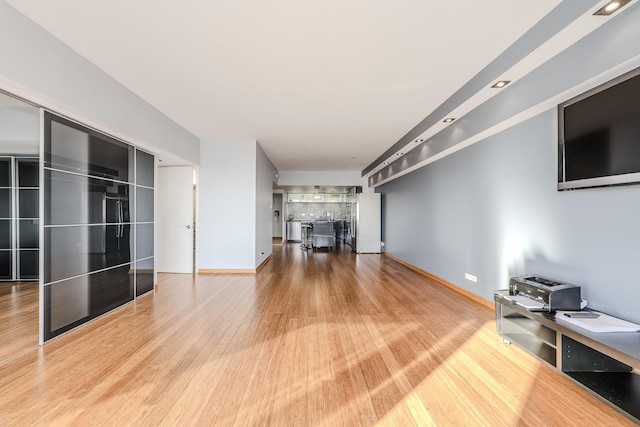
<box><xmin>89</xmin><ymin>192</ymin><xmax>130</xmax><ymax>254</ymax></box>
<box><xmin>350</xmin><ymin>193</ymin><xmax>381</xmax><ymax>253</ymax></box>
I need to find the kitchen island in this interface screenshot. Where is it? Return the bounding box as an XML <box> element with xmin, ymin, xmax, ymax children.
<box><xmin>285</xmin><ymin>219</ymin><xmax>349</xmax><ymax>248</ymax></box>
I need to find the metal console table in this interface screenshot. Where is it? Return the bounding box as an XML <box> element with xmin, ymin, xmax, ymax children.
<box><xmin>495</xmin><ymin>290</ymin><xmax>640</xmax><ymax>424</ymax></box>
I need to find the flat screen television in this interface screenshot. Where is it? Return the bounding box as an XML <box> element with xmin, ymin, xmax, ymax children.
<box><xmin>558</xmin><ymin>66</ymin><xmax>640</xmax><ymax>190</ymax></box>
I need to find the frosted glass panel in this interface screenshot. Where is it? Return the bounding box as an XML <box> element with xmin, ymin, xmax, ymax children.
<box><xmin>0</xmin><ymin>189</ymin><xmax>10</xmax><ymax>218</ymax></box>
<box><xmin>0</xmin><ymin>251</ymin><xmax>10</xmax><ymax>279</ymax></box>
<box><xmin>44</xmin><ymin>265</ymin><xmax>134</xmax><ymax>339</ymax></box>
<box><xmin>136</xmin><ymin>150</ymin><xmax>154</xmax><ymax>188</ymax></box>
<box><xmin>0</xmin><ymin>220</ymin><xmax>10</xmax><ymax>249</ymax></box>
<box><xmin>136</xmin><ymin>187</ymin><xmax>154</xmax><ymax>223</ymax></box>
<box><xmin>18</xmin><ymin>189</ymin><xmax>38</xmax><ymax>218</ymax></box>
<box><xmin>46</xmin><ymin>115</ymin><xmax>133</xmax><ymax>182</ymax></box>
<box><xmin>44</xmin><ymin>225</ymin><xmax>131</xmax><ymax>283</ymax></box>
<box><xmin>17</xmin><ymin>159</ymin><xmax>39</xmax><ymax>187</ymax></box>
<box><xmin>18</xmin><ymin>250</ymin><xmax>38</xmax><ymax>279</ymax></box>
<box><xmin>135</xmin><ymin>257</ymin><xmax>154</xmax><ymax>296</ymax></box>
<box><xmin>19</xmin><ymin>219</ymin><xmax>38</xmax><ymax>248</ymax></box>
<box><xmin>0</xmin><ymin>159</ymin><xmax>10</xmax><ymax>187</ymax></box>
<box><xmin>136</xmin><ymin>223</ymin><xmax>154</xmax><ymax>260</ymax></box>
<box><xmin>45</xmin><ymin>170</ymin><xmax>132</xmax><ymax>226</ymax></box>
<box><xmin>47</xmin><ymin>275</ymin><xmax>90</xmax><ymax>332</ymax></box>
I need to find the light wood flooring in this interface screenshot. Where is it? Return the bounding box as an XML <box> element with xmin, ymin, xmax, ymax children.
<box><xmin>0</xmin><ymin>281</ymin><xmax>38</xmax><ymax>364</ymax></box>
<box><xmin>0</xmin><ymin>243</ymin><xmax>634</xmax><ymax>426</ymax></box>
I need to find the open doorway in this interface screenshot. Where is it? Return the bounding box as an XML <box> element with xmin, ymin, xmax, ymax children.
<box><xmin>272</xmin><ymin>192</ymin><xmax>283</xmax><ymax>244</ymax></box>
<box><xmin>0</xmin><ymin>91</ymin><xmax>40</xmax><ymax>363</ymax></box>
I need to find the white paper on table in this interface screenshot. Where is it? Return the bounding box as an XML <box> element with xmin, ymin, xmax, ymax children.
<box><xmin>556</xmin><ymin>311</ymin><xmax>640</xmax><ymax>333</ymax></box>
<box><xmin>502</xmin><ymin>294</ymin><xmax>547</xmax><ymax>310</ymax></box>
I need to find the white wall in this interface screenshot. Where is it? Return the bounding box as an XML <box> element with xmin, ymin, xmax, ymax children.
<box><xmin>0</xmin><ymin>105</ymin><xmax>39</xmax><ymax>154</ymax></box>
<box><xmin>255</xmin><ymin>144</ymin><xmax>278</xmax><ymax>266</ymax></box>
<box><xmin>0</xmin><ymin>1</ymin><xmax>199</xmax><ymax>165</ymax></box>
<box><xmin>198</xmin><ymin>139</ymin><xmax>257</xmax><ymax>270</ymax></box>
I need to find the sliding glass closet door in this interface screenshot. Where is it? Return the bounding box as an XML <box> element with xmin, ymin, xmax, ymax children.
<box><xmin>0</xmin><ymin>158</ymin><xmax>13</xmax><ymax>280</ymax></box>
<box><xmin>0</xmin><ymin>157</ymin><xmax>39</xmax><ymax>280</ymax></box>
<box><xmin>42</xmin><ymin>112</ymin><xmax>155</xmax><ymax>341</ymax></box>
<box><xmin>134</xmin><ymin>150</ymin><xmax>155</xmax><ymax>296</ymax></box>
<box><xmin>17</xmin><ymin>158</ymin><xmax>39</xmax><ymax>280</ymax></box>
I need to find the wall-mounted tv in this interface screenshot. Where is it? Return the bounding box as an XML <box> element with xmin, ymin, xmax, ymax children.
<box><xmin>558</xmin><ymin>66</ymin><xmax>640</xmax><ymax>190</ymax></box>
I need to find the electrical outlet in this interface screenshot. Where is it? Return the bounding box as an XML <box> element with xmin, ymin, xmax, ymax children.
<box><xmin>465</xmin><ymin>273</ymin><xmax>478</xmax><ymax>283</ymax></box>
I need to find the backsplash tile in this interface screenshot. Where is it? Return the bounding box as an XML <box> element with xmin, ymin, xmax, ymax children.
<box><xmin>286</xmin><ymin>202</ymin><xmax>350</xmax><ymax>221</ymax></box>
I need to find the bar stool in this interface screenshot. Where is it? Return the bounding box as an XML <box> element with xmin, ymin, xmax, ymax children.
<box><xmin>300</xmin><ymin>223</ymin><xmax>312</xmax><ymax>250</ymax></box>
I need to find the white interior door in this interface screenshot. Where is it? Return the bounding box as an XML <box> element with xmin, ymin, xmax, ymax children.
<box><xmin>157</xmin><ymin>166</ymin><xmax>194</xmax><ymax>273</ymax></box>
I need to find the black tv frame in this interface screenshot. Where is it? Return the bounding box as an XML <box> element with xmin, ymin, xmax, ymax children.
<box><xmin>558</xmin><ymin>66</ymin><xmax>640</xmax><ymax>191</ymax></box>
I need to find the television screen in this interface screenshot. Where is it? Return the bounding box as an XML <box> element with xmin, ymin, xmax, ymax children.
<box><xmin>558</xmin><ymin>67</ymin><xmax>640</xmax><ymax>190</ymax></box>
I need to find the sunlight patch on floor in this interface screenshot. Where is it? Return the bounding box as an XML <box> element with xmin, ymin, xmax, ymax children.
<box><xmin>378</xmin><ymin>321</ymin><xmax>541</xmax><ymax>426</ymax></box>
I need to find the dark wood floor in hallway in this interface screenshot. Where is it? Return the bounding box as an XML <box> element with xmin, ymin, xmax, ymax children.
<box><xmin>0</xmin><ymin>243</ymin><xmax>633</xmax><ymax>426</ymax></box>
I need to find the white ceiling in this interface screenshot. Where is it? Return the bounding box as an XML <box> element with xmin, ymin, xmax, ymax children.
<box><xmin>5</xmin><ymin>0</ymin><xmax>561</xmax><ymax>172</ymax></box>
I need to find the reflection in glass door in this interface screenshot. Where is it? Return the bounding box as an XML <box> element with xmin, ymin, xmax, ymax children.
<box><xmin>42</xmin><ymin>112</ymin><xmax>155</xmax><ymax>341</ymax></box>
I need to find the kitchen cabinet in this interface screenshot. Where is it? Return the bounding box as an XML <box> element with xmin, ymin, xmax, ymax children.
<box><xmin>287</xmin><ymin>193</ymin><xmax>351</xmax><ymax>203</ymax></box>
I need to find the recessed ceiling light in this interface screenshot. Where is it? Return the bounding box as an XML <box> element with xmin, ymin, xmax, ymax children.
<box><xmin>443</xmin><ymin>117</ymin><xmax>456</xmax><ymax>123</ymax></box>
<box><xmin>594</xmin><ymin>0</ymin><xmax>631</xmax><ymax>15</ymax></box>
<box><xmin>415</xmin><ymin>139</ymin><xmax>425</xmax><ymax>143</ymax></box>
<box><xmin>491</xmin><ymin>80</ymin><xmax>511</xmax><ymax>88</ymax></box>
<box><xmin>383</xmin><ymin>162</ymin><xmax>389</xmax><ymax>165</ymax></box>
<box><xmin>396</xmin><ymin>152</ymin><xmax>404</xmax><ymax>156</ymax></box>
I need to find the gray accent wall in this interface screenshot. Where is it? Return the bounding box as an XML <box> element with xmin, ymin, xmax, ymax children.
<box><xmin>380</xmin><ymin>108</ymin><xmax>640</xmax><ymax>324</ymax></box>
<box><xmin>377</xmin><ymin>0</ymin><xmax>640</xmax><ymax>324</ymax></box>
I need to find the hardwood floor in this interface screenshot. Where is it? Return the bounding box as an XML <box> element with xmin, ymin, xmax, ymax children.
<box><xmin>0</xmin><ymin>243</ymin><xmax>634</xmax><ymax>426</ymax></box>
<box><xmin>0</xmin><ymin>281</ymin><xmax>38</xmax><ymax>364</ymax></box>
